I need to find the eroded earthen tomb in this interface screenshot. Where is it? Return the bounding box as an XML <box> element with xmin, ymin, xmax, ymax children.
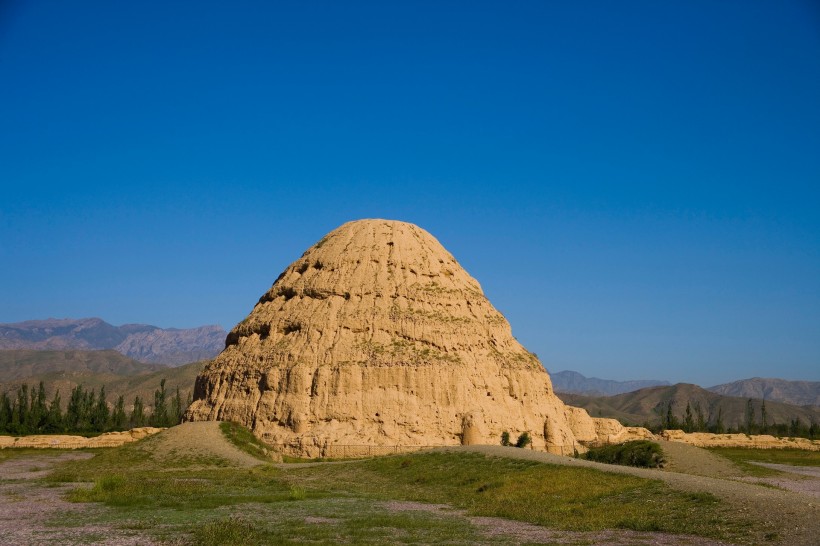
<box><xmin>186</xmin><ymin>219</ymin><xmax>617</xmax><ymax>456</ymax></box>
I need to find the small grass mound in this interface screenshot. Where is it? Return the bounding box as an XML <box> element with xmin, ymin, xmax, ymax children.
<box><xmin>193</xmin><ymin>516</ymin><xmax>263</xmax><ymax>546</ymax></box>
<box><xmin>583</xmin><ymin>440</ymin><xmax>665</xmax><ymax>468</ymax></box>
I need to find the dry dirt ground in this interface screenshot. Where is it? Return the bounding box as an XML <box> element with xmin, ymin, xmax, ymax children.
<box><xmin>0</xmin><ymin>452</ymin><xmax>152</xmax><ymax>545</ymax></box>
<box><xmin>138</xmin><ymin>421</ymin><xmax>261</xmax><ymax>468</ymax></box>
<box><xmin>2</xmin><ymin>426</ymin><xmax>819</xmax><ymax>545</ymax></box>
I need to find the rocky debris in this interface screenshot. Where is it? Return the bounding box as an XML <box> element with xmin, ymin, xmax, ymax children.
<box><xmin>0</xmin><ymin>427</ymin><xmax>163</xmax><ymax>449</ymax></box>
<box><xmin>187</xmin><ymin>219</ymin><xmax>609</xmax><ymax>457</ymax></box>
<box><xmin>0</xmin><ymin>318</ymin><xmax>226</xmax><ymax>365</ymax></box>
<box><xmin>661</xmin><ymin>430</ymin><xmax>820</xmax><ymax>451</ymax></box>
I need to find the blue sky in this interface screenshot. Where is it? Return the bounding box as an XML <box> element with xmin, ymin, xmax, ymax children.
<box><xmin>1</xmin><ymin>1</ymin><xmax>818</xmax><ymax>386</ymax></box>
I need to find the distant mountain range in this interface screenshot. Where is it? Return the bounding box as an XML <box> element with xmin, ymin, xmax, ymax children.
<box><xmin>0</xmin><ymin>349</ymin><xmax>204</xmax><ymax>411</ymax></box>
<box><xmin>550</xmin><ymin>370</ymin><xmax>670</xmax><ymax>396</ymax></box>
<box><xmin>707</xmin><ymin>378</ymin><xmax>820</xmax><ymax>407</ymax></box>
<box><xmin>557</xmin><ymin>383</ymin><xmax>820</xmax><ymax>430</ymax></box>
<box><xmin>550</xmin><ymin>370</ymin><xmax>819</xmax><ymax>409</ymax></box>
<box><xmin>0</xmin><ymin>318</ymin><xmax>226</xmax><ymax>366</ymax></box>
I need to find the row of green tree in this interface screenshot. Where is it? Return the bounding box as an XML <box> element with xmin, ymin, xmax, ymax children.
<box><xmin>648</xmin><ymin>399</ymin><xmax>818</xmax><ymax>439</ymax></box>
<box><xmin>0</xmin><ymin>379</ymin><xmax>190</xmax><ymax>435</ymax></box>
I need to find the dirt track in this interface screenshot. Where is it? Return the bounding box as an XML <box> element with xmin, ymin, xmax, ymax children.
<box><xmin>138</xmin><ymin>421</ymin><xmax>261</xmax><ymax>467</ymax></box>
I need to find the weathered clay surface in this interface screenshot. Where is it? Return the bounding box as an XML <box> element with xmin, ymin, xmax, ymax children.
<box><xmin>186</xmin><ymin>219</ymin><xmax>599</xmax><ymax>456</ymax></box>
<box><xmin>661</xmin><ymin>430</ymin><xmax>820</xmax><ymax>451</ymax></box>
<box><xmin>0</xmin><ymin>427</ymin><xmax>163</xmax><ymax>449</ymax></box>
<box><xmin>593</xmin><ymin>418</ymin><xmax>656</xmax><ymax>443</ymax></box>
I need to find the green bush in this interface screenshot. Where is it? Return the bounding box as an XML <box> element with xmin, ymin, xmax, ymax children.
<box><xmin>583</xmin><ymin>440</ymin><xmax>665</xmax><ymax>468</ymax></box>
<box><xmin>515</xmin><ymin>432</ymin><xmax>531</xmax><ymax>448</ymax></box>
<box><xmin>500</xmin><ymin>431</ymin><xmax>511</xmax><ymax>446</ymax></box>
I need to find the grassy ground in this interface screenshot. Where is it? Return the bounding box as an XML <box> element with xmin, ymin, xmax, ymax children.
<box><xmin>219</xmin><ymin>421</ymin><xmax>274</xmax><ymax>461</ymax></box>
<box><xmin>707</xmin><ymin>447</ymin><xmax>820</xmax><ymax>477</ymax></box>
<box><xmin>290</xmin><ymin>452</ymin><xmax>736</xmax><ymax>535</ymax></box>
<box><xmin>31</xmin><ymin>433</ymin><xmax>765</xmax><ymax>545</ymax></box>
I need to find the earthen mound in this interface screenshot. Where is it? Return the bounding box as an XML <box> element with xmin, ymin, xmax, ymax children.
<box><xmin>186</xmin><ymin>219</ymin><xmax>599</xmax><ymax>456</ymax></box>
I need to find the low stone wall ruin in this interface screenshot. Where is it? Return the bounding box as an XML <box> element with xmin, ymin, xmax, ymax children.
<box><xmin>0</xmin><ymin>427</ymin><xmax>164</xmax><ymax>449</ymax></box>
<box><xmin>661</xmin><ymin>429</ymin><xmax>820</xmax><ymax>451</ymax></box>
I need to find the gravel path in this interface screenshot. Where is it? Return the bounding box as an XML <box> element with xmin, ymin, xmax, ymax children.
<box><xmin>444</xmin><ymin>445</ymin><xmax>819</xmax><ymax>546</ymax></box>
<box><xmin>741</xmin><ymin>463</ymin><xmax>820</xmax><ymax>499</ymax></box>
<box><xmin>657</xmin><ymin>440</ymin><xmax>742</xmax><ymax>478</ymax></box>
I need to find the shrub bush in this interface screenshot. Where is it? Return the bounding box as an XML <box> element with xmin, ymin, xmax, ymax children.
<box><xmin>583</xmin><ymin>440</ymin><xmax>665</xmax><ymax>468</ymax></box>
<box><xmin>515</xmin><ymin>432</ymin><xmax>532</xmax><ymax>448</ymax></box>
<box><xmin>500</xmin><ymin>431</ymin><xmax>511</xmax><ymax>446</ymax></box>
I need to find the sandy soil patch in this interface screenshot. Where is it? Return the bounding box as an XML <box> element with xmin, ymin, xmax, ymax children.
<box><xmin>137</xmin><ymin>421</ymin><xmax>262</xmax><ymax>468</ymax></box>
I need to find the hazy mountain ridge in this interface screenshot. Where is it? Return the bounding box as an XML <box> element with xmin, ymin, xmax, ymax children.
<box><xmin>708</xmin><ymin>377</ymin><xmax>820</xmax><ymax>407</ymax></box>
<box><xmin>550</xmin><ymin>370</ymin><xmax>670</xmax><ymax>396</ymax></box>
<box><xmin>557</xmin><ymin>383</ymin><xmax>820</xmax><ymax>430</ymax></box>
<box><xmin>0</xmin><ymin>349</ymin><xmax>166</xmax><ymax>381</ymax></box>
<box><xmin>0</xmin><ymin>318</ymin><xmax>226</xmax><ymax>365</ymax></box>
<box><xmin>0</xmin><ymin>349</ymin><xmax>205</xmax><ymax>411</ymax></box>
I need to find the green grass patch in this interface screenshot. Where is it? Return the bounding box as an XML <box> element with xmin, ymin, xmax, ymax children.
<box><xmin>582</xmin><ymin>440</ymin><xmax>665</xmax><ymax>468</ymax></box>
<box><xmin>707</xmin><ymin>447</ymin><xmax>820</xmax><ymax>477</ymax></box>
<box><xmin>61</xmin><ymin>464</ymin><xmax>294</xmax><ymax>509</ymax></box>
<box><xmin>192</xmin><ymin>516</ymin><xmax>264</xmax><ymax>546</ymax></box>
<box><xmin>286</xmin><ymin>451</ymin><xmax>747</xmax><ymax>541</ymax></box>
<box><xmin>37</xmin><ymin>439</ymin><xmax>767</xmax><ymax>544</ymax></box>
<box><xmin>219</xmin><ymin>421</ymin><xmax>274</xmax><ymax>462</ymax></box>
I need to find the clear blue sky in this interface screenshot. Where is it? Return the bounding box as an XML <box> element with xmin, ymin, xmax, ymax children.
<box><xmin>1</xmin><ymin>1</ymin><xmax>818</xmax><ymax>386</ymax></box>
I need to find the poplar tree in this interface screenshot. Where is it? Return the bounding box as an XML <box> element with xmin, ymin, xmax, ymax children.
<box><xmin>28</xmin><ymin>382</ymin><xmax>48</xmax><ymax>432</ymax></box>
<box><xmin>151</xmin><ymin>379</ymin><xmax>169</xmax><ymax>427</ymax></box>
<box><xmin>16</xmin><ymin>384</ymin><xmax>29</xmax><ymax>434</ymax></box>
<box><xmin>713</xmin><ymin>407</ymin><xmax>725</xmax><ymax>434</ymax></box>
<box><xmin>694</xmin><ymin>402</ymin><xmax>706</xmax><ymax>432</ymax></box>
<box><xmin>684</xmin><ymin>402</ymin><xmax>694</xmax><ymax>433</ymax></box>
<box><xmin>45</xmin><ymin>390</ymin><xmax>63</xmax><ymax>432</ymax></box>
<box><xmin>92</xmin><ymin>386</ymin><xmax>110</xmax><ymax>432</ymax></box>
<box><xmin>745</xmin><ymin>399</ymin><xmax>755</xmax><ymax>435</ymax></box>
<box><xmin>64</xmin><ymin>385</ymin><xmax>84</xmax><ymax>432</ymax></box>
<box><xmin>170</xmin><ymin>386</ymin><xmax>184</xmax><ymax>425</ymax></box>
<box><xmin>111</xmin><ymin>395</ymin><xmax>127</xmax><ymax>430</ymax></box>
<box><xmin>131</xmin><ymin>396</ymin><xmax>145</xmax><ymax>427</ymax></box>
<box><xmin>0</xmin><ymin>392</ymin><xmax>11</xmax><ymax>433</ymax></box>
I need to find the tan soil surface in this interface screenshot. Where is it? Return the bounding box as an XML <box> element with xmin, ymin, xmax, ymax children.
<box><xmin>445</xmin><ymin>445</ymin><xmax>819</xmax><ymax>545</ymax></box>
<box><xmin>139</xmin><ymin>421</ymin><xmax>262</xmax><ymax>468</ymax></box>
